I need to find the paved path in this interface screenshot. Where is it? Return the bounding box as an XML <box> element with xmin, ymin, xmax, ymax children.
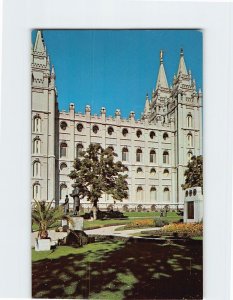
<box><xmin>31</xmin><ymin>226</ymin><xmax>161</xmax><ymax>247</ymax></box>
<box><xmin>84</xmin><ymin>225</ymin><xmax>160</xmax><ymax>238</ymax></box>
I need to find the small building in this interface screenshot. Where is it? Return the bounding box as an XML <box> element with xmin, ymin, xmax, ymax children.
<box><xmin>183</xmin><ymin>187</ymin><xmax>203</xmax><ymax>223</ymax></box>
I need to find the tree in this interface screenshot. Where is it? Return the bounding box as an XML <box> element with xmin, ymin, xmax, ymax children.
<box><xmin>69</xmin><ymin>144</ymin><xmax>128</xmax><ymax>219</ymax></box>
<box><xmin>32</xmin><ymin>200</ymin><xmax>74</xmax><ymax>239</ymax></box>
<box><xmin>182</xmin><ymin>155</ymin><xmax>203</xmax><ymax>191</ymax></box>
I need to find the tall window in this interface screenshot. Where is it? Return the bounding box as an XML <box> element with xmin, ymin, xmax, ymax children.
<box><xmin>136</xmin><ymin>149</ymin><xmax>142</xmax><ymax>162</ymax></box>
<box><xmin>60</xmin><ymin>184</ymin><xmax>67</xmax><ymax>200</ymax></box>
<box><xmin>33</xmin><ymin>161</ymin><xmax>41</xmax><ymax>177</ymax></box>
<box><xmin>76</xmin><ymin>143</ymin><xmax>83</xmax><ymax>158</ymax></box>
<box><xmin>33</xmin><ymin>184</ymin><xmax>40</xmax><ymax>200</ymax></box>
<box><xmin>60</xmin><ymin>143</ymin><xmax>67</xmax><ymax>158</ymax></box>
<box><xmin>136</xmin><ymin>186</ymin><xmax>143</xmax><ymax>202</ymax></box>
<box><xmin>164</xmin><ymin>187</ymin><xmax>170</xmax><ymax>202</ymax></box>
<box><xmin>33</xmin><ymin>116</ymin><xmax>41</xmax><ymax>133</ymax></box>
<box><xmin>187</xmin><ymin>114</ymin><xmax>193</xmax><ymax>128</ymax></box>
<box><xmin>122</xmin><ymin>147</ymin><xmax>128</xmax><ymax>161</ymax></box>
<box><xmin>187</xmin><ymin>134</ymin><xmax>193</xmax><ymax>147</ymax></box>
<box><xmin>163</xmin><ymin>151</ymin><xmax>169</xmax><ymax>164</ymax></box>
<box><xmin>33</xmin><ymin>138</ymin><xmax>41</xmax><ymax>154</ymax></box>
<box><xmin>150</xmin><ymin>187</ymin><xmax>157</xmax><ymax>202</ymax></box>
<box><xmin>150</xmin><ymin>150</ymin><xmax>156</xmax><ymax>163</ymax></box>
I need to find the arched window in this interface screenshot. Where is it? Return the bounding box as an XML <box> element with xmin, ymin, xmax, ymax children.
<box><xmin>60</xmin><ymin>162</ymin><xmax>67</xmax><ymax>171</ymax></box>
<box><xmin>122</xmin><ymin>147</ymin><xmax>128</xmax><ymax>161</ymax></box>
<box><xmin>33</xmin><ymin>183</ymin><xmax>40</xmax><ymax>200</ymax></box>
<box><xmin>187</xmin><ymin>114</ymin><xmax>193</xmax><ymax>128</ymax></box>
<box><xmin>107</xmin><ymin>146</ymin><xmax>114</xmax><ymax>153</ymax></box>
<box><xmin>33</xmin><ymin>138</ymin><xmax>41</xmax><ymax>154</ymax></box>
<box><xmin>60</xmin><ymin>121</ymin><xmax>67</xmax><ymax>130</ymax></box>
<box><xmin>33</xmin><ymin>161</ymin><xmax>41</xmax><ymax>177</ymax></box>
<box><xmin>123</xmin><ymin>166</ymin><xmax>129</xmax><ymax>174</ymax></box>
<box><xmin>150</xmin><ymin>168</ymin><xmax>156</xmax><ymax>176</ymax></box>
<box><xmin>60</xmin><ymin>142</ymin><xmax>67</xmax><ymax>158</ymax></box>
<box><xmin>76</xmin><ymin>143</ymin><xmax>83</xmax><ymax>158</ymax></box>
<box><xmin>60</xmin><ymin>184</ymin><xmax>67</xmax><ymax>200</ymax></box>
<box><xmin>187</xmin><ymin>133</ymin><xmax>193</xmax><ymax>147</ymax></box>
<box><xmin>136</xmin><ymin>186</ymin><xmax>143</xmax><ymax>202</ymax></box>
<box><xmin>77</xmin><ymin>123</ymin><xmax>83</xmax><ymax>132</ymax></box>
<box><xmin>93</xmin><ymin>125</ymin><xmax>99</xmax><ymax>134</ymax></box>
<box><xmin>150</xmin><ymin>187</ymin><xmax>157</xmax><ymax>202</ymax></box>
<box><xmin>122</xmin><ymin>128</ymin><xmax>128</xmax><ymax>137</ymax></box>
<box><xmin>164</xmin><ymin>187</ymin><xmax>170</xmax><ymax>202</ymax></box>
<box><xmin>108</xmin><ymin>126</ymin><xmax>114</xmax><ymax>135</ymax></box>
<box><xmin>33</xmin><ymin>116</ymin><xmax>41</xmax><ymax>133</ymax></box>
<box><xmin>136</xmin><ymin>130</ymin><xmax>142</xmax><ymax>138</ymax></box>
<box><xmin>163</xmin><ymin>151</ymin><xmax>169</xmax><ymax>164</ymax></box>
<box><xmin>163</xmin><ymin>169</ymin><xmax>169</xmax><ymax>177</ymax></box>
<box><xmin>163</xmin><ymin>132</ymin><xmax>169</xmax><ymax>140</ymax></box>
<box><xmin>150</xmin><ymin>150</ymin><xmax>156</xmax><ymax>163</ymax></box>
<box><xmin>150</xmin><ymin>131</ymin><xmax>155</xmax><ymax>139</ymax></box>
<box><xmin>137</xmin><ymin>167</ymin><xmax>143</xmax><ymax>174</ymax></box>
<box><xmin>136</xmin><ymin>149</ymin><xmax>142</xmax><ymax>162</ymax></box>
<box><xmin>187</xmin><ymin>151</ymin><xmax>193</xmax><ymax>161</ymax></box>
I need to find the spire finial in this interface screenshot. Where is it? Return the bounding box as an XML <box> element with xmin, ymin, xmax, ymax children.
<box><xmin>180</xmin><ymin>48</ymin><xmax>184</xmax><ymax>56</ymax></box>
<box><xmin>160</xmin><ymin>50</ymin><xmax>164</xmax><ymax>63</ymax></box>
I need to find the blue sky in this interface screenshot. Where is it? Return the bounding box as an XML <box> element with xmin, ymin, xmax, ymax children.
<box><xmin>32</xmin><ymin>30</ymin><xmax>202</xmax><ymax>119</ymax></box>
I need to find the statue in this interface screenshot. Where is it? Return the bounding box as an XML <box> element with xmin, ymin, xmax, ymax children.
<box><xmin>63</xmin><ymin>195</ymin><xmax>69</xmax><ymax>215</ymax></box>
<box><xmin>70</xmin><ymin>187</ymin><xmax>80</xmax><ymax>216</ymax></box>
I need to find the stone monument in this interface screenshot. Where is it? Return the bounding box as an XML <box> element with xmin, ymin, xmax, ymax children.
<box><xmin>70</xmin><ymin>186</ymin><xmax>84</xmax><ymax>231</ymax></box>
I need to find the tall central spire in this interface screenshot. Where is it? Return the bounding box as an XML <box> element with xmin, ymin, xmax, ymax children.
<box><xmin>177</xmin><ymin>48</ymin><xmax>188</xmax><ymax>75</ymax></box>
<box><xmin>156</xmin><ymin>50</ymin><xmax>169</xmax><ymax>89</ymax></box>
<box><xmin>34</xmin><ymin>30</ymin><xmax>46</xmax><ymax>53</ymax></box>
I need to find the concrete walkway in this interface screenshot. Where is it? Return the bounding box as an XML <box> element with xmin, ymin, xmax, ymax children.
<box><xmin>84</xmin><ymin>225</ymin><xmax>160</xmax><ymax>238</ymax></box>
<box><xmin>31</xmin><ymin>226</ymin><xmax>161</xmax><ymax>247</ymax></box>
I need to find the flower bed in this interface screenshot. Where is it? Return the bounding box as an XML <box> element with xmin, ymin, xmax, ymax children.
<box><xmin>159</xmin><ymin>223</ymin><xmax>203</xmax><ymax>238</ymax></box>
<box><xmin>121</xmin><ymin>219</ymin><xmax>155</xmax><ymax>229</ymax></box>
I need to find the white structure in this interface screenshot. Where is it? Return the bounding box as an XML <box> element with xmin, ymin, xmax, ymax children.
<box><xmin>31</xmin><ymin>31</ymin><xmax>203</xmax><ymax>211</ymax></box>
<box><xmin>183</xmin><ymin>187</ymin><xmax>203</xmax><ymax>223</ymax></box>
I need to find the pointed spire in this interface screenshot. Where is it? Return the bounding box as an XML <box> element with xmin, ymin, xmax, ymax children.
<box><xmin>51</xmin><ymin>65</ymin><xmax>55</xmax><ymax>77</ymax></box>
<box><xmin>34</xmin><ymin>30</ymin><xmax>46</xmax><ymax>53</ymax></box>
<box><xmin>177</xmin><ymin>48</ymin><xmax>188</xmax><ymax>76</ymax></box>
<box><xmin>144</xmin><ymin>93</ymin><xmax>150</xmax><ymax>114</ymax></box>
<box><xmin>156</xmin><ymin>50</ymin><xmax>169</xmax><ymax>89</ymax></box>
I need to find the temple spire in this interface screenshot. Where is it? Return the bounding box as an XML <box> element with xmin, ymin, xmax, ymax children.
<box><xmin>156</xmin><ymin>50</ymin><xmax>168</xmax><ymax>89</ymax></box>
<box><xmin>144</xmin><ymin>93</ymin><xmax>150</xmax><ymax>114</ymax></box>
<box><xmin>177</xmin><ymin>48</ymin><xmax>188</xmax><ymax>76</ymax></box>
<box><xmin>34</xmin><ymin>30</ymin><xmax>46</xmax><ymax>53</ymax></box>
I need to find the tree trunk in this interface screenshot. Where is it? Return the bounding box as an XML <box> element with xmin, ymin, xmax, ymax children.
<box><xmin>92</xmin><ymin>199</ymin><xmax>98</xmax><ymax>220</ymax></box>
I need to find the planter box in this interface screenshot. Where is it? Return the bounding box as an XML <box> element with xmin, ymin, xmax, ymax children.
<box><xmin>35</xmin><ymin>238</ymin><xmax>51</xmax><ymax>251</ymax></box>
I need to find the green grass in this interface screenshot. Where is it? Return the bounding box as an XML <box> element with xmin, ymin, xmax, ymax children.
<box><xmin>32</xmin><ymin>212</ymin><xmax>181</xmax><ymax>231</ymax></box>
<box><xmin>32</xmin><ymin>239</ymin><xmax>202</xmax><ymax>299</ymax></box>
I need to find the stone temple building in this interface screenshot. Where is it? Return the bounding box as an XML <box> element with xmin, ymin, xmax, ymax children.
<box><xmin>31</xmin><ymin>30</ymin><xmax>202</xmax><ymax>211</ymax></box>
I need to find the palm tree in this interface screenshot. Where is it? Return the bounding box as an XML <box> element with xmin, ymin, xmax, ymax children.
<box><xmin>32</xmin><ymin>200</ymin><xmax>74</xmax><ymax>239</ymax></box>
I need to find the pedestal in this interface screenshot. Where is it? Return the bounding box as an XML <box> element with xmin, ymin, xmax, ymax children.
<box><xmin>70</xmin><ymin>217</ymin><xmax>84</xmax><ymax>231</ymax></box>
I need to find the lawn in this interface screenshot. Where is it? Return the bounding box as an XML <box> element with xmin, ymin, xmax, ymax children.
<box><xmin>32</xmin><ymin>239</ymin><xmax>202</xmax><ymax>299</ymax></box>
<box><xmin>32</xmin><ymin>212</ymin><xmax>181</xmax><ymax>231</ymax></box>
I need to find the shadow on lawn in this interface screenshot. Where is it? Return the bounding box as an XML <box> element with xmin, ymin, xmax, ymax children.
<box><xmin>32</xmin><ymin>240</ymin><xmax>202</xmax><ymax>299</ymax></box>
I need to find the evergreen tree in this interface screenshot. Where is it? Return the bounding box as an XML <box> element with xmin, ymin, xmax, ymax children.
<box><xmin>69</xmin><ymin>144</ymin><xmax>128</xmax><ymax>219</ymax></box>
<box><xmin>182</xmin><ymin>155</ymin><xmax>203</xmax><ymax>191</ymax></box>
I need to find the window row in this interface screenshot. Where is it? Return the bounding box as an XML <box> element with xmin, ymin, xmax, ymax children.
<box><xmin>136</xmin><ymin>186</ymin><xmax>170</xmax><ymax>202</ymax></box>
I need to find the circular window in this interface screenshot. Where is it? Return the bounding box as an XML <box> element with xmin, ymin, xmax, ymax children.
<box><xmin>193</xmin><ymin>189</ymin><xmax>197</xmax><ymax>196</ymax></box>
<box><xmin>77</xmin><ymin>123</ymin><xmax>83</xmax><ymax>132</ymax></box>
<box><xmin>185</xmin><ymin>190</ymin><xmax>188</xmax><ymax>197</ymax></box>
<box><xmin>108</xmin><ymin>127</ymin><xmax>114</xmax><ymax>135</ymax></box>
<box><xmin>150</xmin><ymin>168</ymin><xmax>156</xmax><ymax>176</ymax></box>
<box><xmin>163</xmin><ymin>132</ymin><xmax>169</xmax><ymax>140</ymax></box>
<box><xmin>189</xmin><ymin>190</ymin><xmax>193</xmax><ymax>197</ymax></box>
<box><xmin>136</xmin><ymin>130</ymin><xmax>142</xmax><ymax>138</ymax></box>
<box><xmin>122</xmin><ymin>128</ymin><xmax>128</xmax><ymax>136</ymax></box>
<box><xmin>150</xmin><ymin>131</ymin><xmax>155</xmax><ymax>139</ymax></box>
<box><xmin>60</xmin><ymin>121</ymin><xmax>67</xmax><ymax>130</ymax></box>
<box><xmin>60</xmin><ymin>163</ymin><xmax>67</xmax><ymax>171</ymax></box>
<box><xmin>93</xmin><ymin>125</ymin><xmax>99</xmax><ymax>134</ymax></box>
